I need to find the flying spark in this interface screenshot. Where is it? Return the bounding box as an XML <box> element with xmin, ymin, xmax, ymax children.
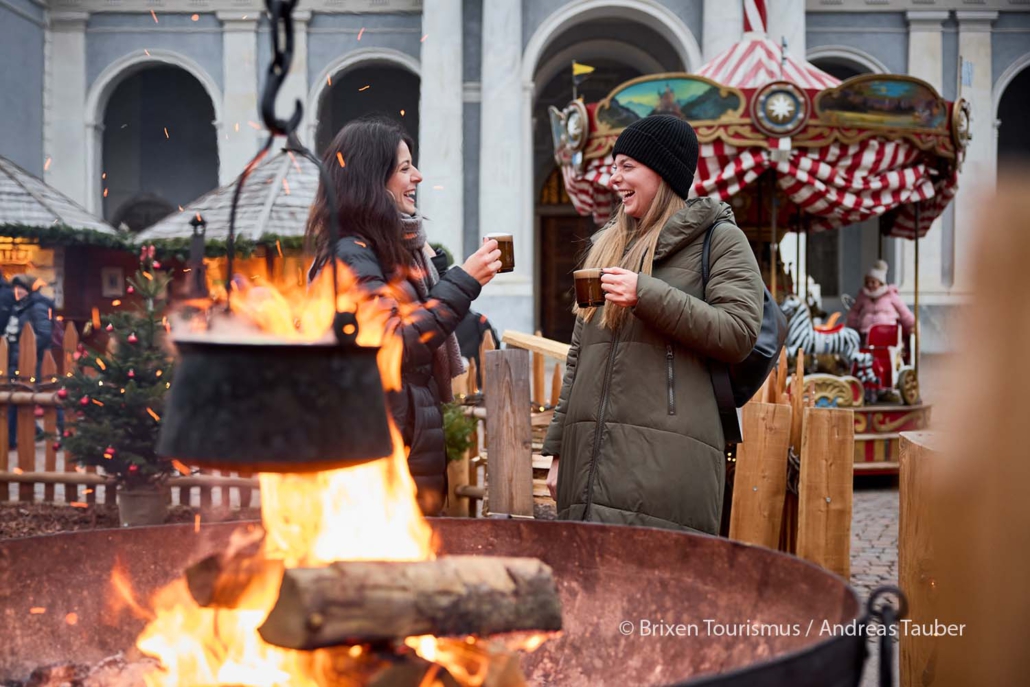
<box><xmin>282</xmin><ymin>178</ymin><xmax>291</xmax><ymax>195</ymax></box>
<box><xmin>359</xmin><ymin>85</ymin><xmax>370</xmax><ymax>92</ymax></box>
<box><xmin>144</xmin><ymin>49</ymin><xmax>150</xmax><ymax>56</ymax></box>
<box><xmin>421</xmin><ymin>34</ymin><xmax>428</xmax><ymax>42</ymax></box>
<box><xmin>276</xmin><ymin>239</ymin><xmax>283</xmax><ymax>258</ymax></box>
<box><xmin>102</xmin><ymin>172</ymin><xmax>106</xmax><ymax>180</ymax></box>
<box><xmin>234</xmin><ymin>122</ymin><xmax>239</xmax><ymax>132</ymax></box>
<box><xmin>357</xmin><ymin>27</ymin><xmax>365</xmax><ymax>41</ymax></box>
<box><xmin>103</xmin><ymin>188</ymin><xmax>108</xmax><ymax>198</ymax></box>
<box><xmin>248</xmin><ymin>121</ymin><xmax>261</xmax><ymax>130</ymax></box>
<box><xmin>44</xmin><ymin>156</ymin><xmax>51</xmax><ymax>171</ymax></box>
<box><xmin>191</xmin><ymin>13</ymin><xmax>199</xmax><ymax>21</ymax></box>
<box><xmin>327</xmin><ymin>75</ymin><xmax>332</xmax><ymax>86</ymax></box>
<box><xmin>163</xmin><ymin>127</ymin><xmax>169</xmax><ymax>139</ymax></box>
<box><xmin>337</xmin><ymin>152</ymin><xmax>346</xmax><ymax>167</ymax></box>
<box><xmin>400</xmin><ymin>109</ymin><xmax>405</xmax><ymax>116</ymax></box>
<box><xmin>150</xmin><ymin>10</ymin><xmax>157</xmax><ymax>23</ymax></box>
<box><xmin>146</xmin><ymin>408</ymin><xmax>161</xmax><ymax>422</ymax></box>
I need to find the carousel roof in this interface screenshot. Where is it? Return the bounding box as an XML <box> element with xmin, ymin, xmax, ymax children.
<box><xmin>695</xmin><ymin>33</ymin><xmax>839</xmax><ymax>91</ymax></box>
<box><xmin>136</xmin><ymin>137</ymin><xmax>318</xmax><ymax>243</ymax></box>
<box><xmin>0</xmin><ymin>156</ymin><xmax>118</xmax><ymax>235</ymax></box>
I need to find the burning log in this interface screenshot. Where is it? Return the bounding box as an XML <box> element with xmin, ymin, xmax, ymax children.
<box><xmin>258</xmin><ymin>556</ymin><xmax>562</xmax><ymax>650</ymax></box>
<box><xmin>184</xmin><ymin>525</ymin><xmax>281</xmax><ymax>608</ymax></box>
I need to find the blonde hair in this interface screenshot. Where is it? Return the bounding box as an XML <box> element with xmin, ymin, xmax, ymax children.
<box><xmin>577</xmin><ymin>180</ymin><xmax>686</xmax><ymax>330</ymax></box>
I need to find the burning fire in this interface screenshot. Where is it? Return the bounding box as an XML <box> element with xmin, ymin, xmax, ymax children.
<box><xmin>124</xmin><ymin>261</ymin><xmax>450</xmax><ymax>685</ymax></box>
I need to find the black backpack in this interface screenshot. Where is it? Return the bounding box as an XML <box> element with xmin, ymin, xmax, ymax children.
<box><xmin>701</xmin><ymin>222</ymin><xmax>788</xmax><ymax>445</ymax></box>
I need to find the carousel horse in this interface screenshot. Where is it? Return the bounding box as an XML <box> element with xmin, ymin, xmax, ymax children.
<box><xmin>780</xmin><ymin>295</ymin><xmax>876</xmax><ymax>383</ymax></box>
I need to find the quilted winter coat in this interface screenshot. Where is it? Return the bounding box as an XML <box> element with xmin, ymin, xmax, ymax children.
<box><xmin>542</xmin><ymin>198</ymin><xmax>764</xmax><ymax>534</ymax></box>
<box><xmin>333</xmin><ymin>238</ymin><xmax>481</xmax><ymax>515</ymax></box>
<box><xmin>845</xmin><ymin>285</ymin><xmax>915</xmax><ymax>338</ymax></box>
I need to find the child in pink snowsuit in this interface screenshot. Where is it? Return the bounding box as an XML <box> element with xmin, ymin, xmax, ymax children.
<box><xmin>846</xmin><ymin>260</ymin><xmax>916</xmax><ymax>339</ymax></box>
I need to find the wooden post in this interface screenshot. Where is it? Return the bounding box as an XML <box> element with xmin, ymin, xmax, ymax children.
<box><xmin>549</xmin><ymin>363</ymin><xmax>562</xmax><ymax>408</ymax></box>
<box><xmin>729</xmin><ymin>402</ymin><xmax>792</xmax><ymax>548</ymax></box>
<box><xmin>41</xmin><ymin>353</ymin><xmax>58</xmax><ymax>503</ymax></box>
<box><xmin>443</xmin><ymin>449</ymin><xmax>471</xmax><ymax>517</ymax></box>
<box><xmin>780</xmin><ymin>351</ymin><xmax>806</xmax><ymax>554</ymax></box>
<box><xmin>532</xmin><ymin>330</ymin><xmax>545</xmax><ymax>408</ymax></box>
<box><xmin>479</xmin><ymin>329</ymin><xmax>496</xmax><ymax>391</ymax></box>
<box><xmin>796</xmin><ymin>407</ymin><xmax>854</xmax><ymax>578</ymax></box>
<box><xmin>483</xmin><ymin>349</ymin><xmax>533</xmax><ymax>517</ymax></box>
<box><xmin>899</xmin><ymin>432</ymin><xmax>941</xmax><ymax>687</ymax></box>
<box><xmin>0</xmin><ymin>335</ymin><xmax>8</xmax><ymax>498</ymax></box>
<box><xmin>16</xmin><ymin>328</ymin><xmax>37</xmax><ymax>502</ymax></box>
<box><xmin>62</xmin><ymin>323</ymin><xmax>79</xmax><ymax>503</ymax></box>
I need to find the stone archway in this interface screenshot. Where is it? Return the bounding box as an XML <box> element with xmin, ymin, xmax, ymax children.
<box><xmin>996</xmin><ymin>58</ymin><xmax>1030</xmax><ymax>166</ymax></box>
<box><xmin>99</xmin><ymin>65</ymin><xmax>219</xmax><ymax>231</ymax></box>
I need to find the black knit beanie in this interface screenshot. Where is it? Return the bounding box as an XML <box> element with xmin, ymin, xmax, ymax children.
<box><xmin>611</xmin><ymin>115</ymin><xmax>699</xmax><ymax>199</ymax></box>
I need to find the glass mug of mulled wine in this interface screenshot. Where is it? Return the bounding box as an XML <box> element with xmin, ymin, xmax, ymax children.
<box><xmin>483</xmin><ymin>233</ymin><xmax>515</xmax><ymax>273</ymax></box>
<box><xmin>574</xmin><ymin>268</ymin><xmax>606</xmax><ymax>308</ymax></box>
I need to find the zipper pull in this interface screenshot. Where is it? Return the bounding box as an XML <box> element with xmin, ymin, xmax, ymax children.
<box><xmin>666</xmin><ymin>345</ymin><xmax>674</xmax><ymax>359</ymax></box>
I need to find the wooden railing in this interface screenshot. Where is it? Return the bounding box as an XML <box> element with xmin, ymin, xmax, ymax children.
<box><xmin>0</xmin><ymin>322</ymin><xmax>260</xmax><ymax>508</ymax></box>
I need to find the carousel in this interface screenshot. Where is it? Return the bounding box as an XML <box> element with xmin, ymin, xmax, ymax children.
<box><xmin>548</xmin><ymin>2</ymin><xmax>969</xmax><ymax>475</ymax></box>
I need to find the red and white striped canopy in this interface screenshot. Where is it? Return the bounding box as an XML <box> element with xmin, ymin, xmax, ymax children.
<box><xmin>696</xmin><ymin>36</ymin><xmax>839</xmax><ymax>92</ymax></box>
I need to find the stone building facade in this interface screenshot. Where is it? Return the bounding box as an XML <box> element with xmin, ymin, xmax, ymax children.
<box><xmin>2</xmin><ymin>0</ymin><xmax>1028</xmax><ymax>345</ymax></box>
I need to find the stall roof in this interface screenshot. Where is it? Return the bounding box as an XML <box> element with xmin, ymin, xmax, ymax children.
<box><xmin>695</xmin><ymin>32</ymin><xmax>839</xmax><ymax>91</ymax></box>
<box><xmin>136</xmin><ymin>137</ymin><xmax>318</xmax><ymax>244</ymax></box>
<box><xmin>0</xmin><ymin>156</ymin><xmax>118</xmax><ymax>236</ymax></box>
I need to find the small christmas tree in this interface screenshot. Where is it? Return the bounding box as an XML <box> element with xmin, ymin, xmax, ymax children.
<box><xmin>63</xmin><ymin>246</ymin><xmax>175</xmax><ymax>489</ymax></box>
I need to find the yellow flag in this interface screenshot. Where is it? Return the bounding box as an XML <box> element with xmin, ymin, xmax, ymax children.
<box><xmin>572</xmin><ymin>61</ymin><xmax>596</xmax><ymax>77</ymax></box>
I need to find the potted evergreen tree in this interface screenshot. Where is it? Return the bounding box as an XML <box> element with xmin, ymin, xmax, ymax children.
<box><xmin>62</xmin><ymin>246</ymin><xmax>175</xmax><ymax>526</ymax></box>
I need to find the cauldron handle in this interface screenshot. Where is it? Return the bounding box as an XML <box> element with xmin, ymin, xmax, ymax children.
<box><xmin>866</xmin><ymin>585</ymin><xmax>908</xmax><ymax>687</ymax></box>
<box><xmin>225</xmin><ymin>0</ymin><xmax>350</xmax><ymax>343</ymax></box>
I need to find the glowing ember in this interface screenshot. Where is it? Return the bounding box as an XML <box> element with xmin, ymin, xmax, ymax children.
<box><xmin>357</xmin><ymin>27</ymin><xmax>365</xmax><ymax>41</ymax></box>
<box><xmin>359</xmin><ymin>85</ymin><xmax>370</xmax><ymax>92</ymax></box>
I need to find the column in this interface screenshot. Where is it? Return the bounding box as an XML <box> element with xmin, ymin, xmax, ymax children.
<box><xmin>478</xmin><ymin>0</ymin><xmax>532</xmax><ymax>336</ymax></box>
<box><xmin>418</xmin><ymin>0</ymin><xmax>464</xmax><ymax>261</ymax></box>
<box><xmin>766</xmin><ymin>0</ymin><xmax>806</xmax><ymax>58</ymax></box>
<box><xmin>898</xmin><ymin>10</ymin><xmax>948</xmax><ymax>299</ymax></box>
<box><xmin>702</xmin><ymin>0</ymin><xmax>743</xmax><ymax>62</ymax></box>
<box><xmin>280</xmin><ymin>10</ymin><xmax>310</xmax><ymax>148</ymax></box>
<box><xmin>217</xmin><ymin>13</ymin><xmax>260</xmax><ymax>186</ymax></box>
<box><xmin>953</xmin><ymin>11</ymin><xmax>997</xmax><ymax>294</ymax></box>
<box><xmin>46</xmin><ymin>12</ymin><xmax>89</xmax><ymax>208</ymax></box>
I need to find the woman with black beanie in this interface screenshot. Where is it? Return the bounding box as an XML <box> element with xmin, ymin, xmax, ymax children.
<box><xmin>542</xmin><ymin>114</ymin><xmax>764</xmax><ymax>535</ymax></box>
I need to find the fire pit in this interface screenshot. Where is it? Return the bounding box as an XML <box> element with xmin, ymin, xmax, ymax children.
<box><xmin>0</xmin><ymin>518</ymin><xmax>868</xmax><ymax>686</ymax></box>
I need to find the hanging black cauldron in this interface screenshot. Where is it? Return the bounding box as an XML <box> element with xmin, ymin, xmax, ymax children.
<box><xmin>156</xmin><ymin>10</ymin><xmax>393</xmax><ymax>473</ymax></box>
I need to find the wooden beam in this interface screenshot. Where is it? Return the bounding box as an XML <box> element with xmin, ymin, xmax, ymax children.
<box><xmin>899</xmin><ymin>432</ymin><xmax>941</xmax><ymax>687</ymax></box>
<box><xmin>532</xmin><ymin>330</ymin><xmax>546</xmax><ymax>407</ymax></box>
<box><xmin>500</xmin><ymin>331</ymin><xmax>570</xmax><ymax>362</ymax></box>
<box><xmin>796</xmin><ymin>407</ymin><xmax>854</xmax><ymax>578</ymax></box>
<box><xmin>730</xmin><ymin>402</ymin><xmax>792</xmax><ymax>548</ymax></box>
<box><xmin>483</xmin><ymin>349</ymin><xmax>534</xmax><ymax>517</ymax></box>
<box><xmin>258</xmin><ymin>556</ymin><xmax>562</xmax><ymax>650</ymax></box>
<box><xmin>17</xmin><ymin>327</ymin><xmax>37</xmax><ymax>501</ymax></box>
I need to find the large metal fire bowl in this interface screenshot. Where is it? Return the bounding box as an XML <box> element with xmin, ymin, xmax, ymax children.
<box><xmin>0</xmin><ymin>519</ymin><xmax>866</xmax><ymax>686</ymax></box>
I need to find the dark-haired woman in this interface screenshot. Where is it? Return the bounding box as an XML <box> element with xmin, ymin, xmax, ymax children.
<box><xmin>306</xmin><ymin>118</ymin><xmax>501</xmax><ymax>515</ymax></box>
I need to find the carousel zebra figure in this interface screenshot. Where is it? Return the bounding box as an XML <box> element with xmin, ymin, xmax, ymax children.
<box><xmin>780</xmin><ymin>295</ymin><xmax>877</xmax><ymax>384</ymax></box>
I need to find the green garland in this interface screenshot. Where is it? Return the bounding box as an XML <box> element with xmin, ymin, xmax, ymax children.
<box><xmin>0</xmin><ymin>223</ymin><xmax>309</xmax><ymax>262</ymax></box>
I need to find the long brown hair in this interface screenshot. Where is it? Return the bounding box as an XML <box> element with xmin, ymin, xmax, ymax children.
<box><xmin>577</xmin><ymin>180</ymin><xmax>686</xmax><ymax>330</ymax></box>
<box><xmin>305</xmin><ymin>118</ymin><xmax>413</xmax><ymax>277</ymax></box>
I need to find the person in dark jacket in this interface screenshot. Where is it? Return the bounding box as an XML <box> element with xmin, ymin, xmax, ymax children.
<box><xmin>5</xmin><ymin>274</ymin><xmax>56</xmax><ymax>448</ymax></box>
<box><xmin>431</xmin><ymin>250</ymin><xmax>500</xmax><ymax>389</ymax></box>
<box><xmin>305</xmin><ymin>118</ymin><xmax>502</xmax><ymax>515</ymax></box>
<box><xmin>542</xmin><ymin>115</ymin><xmax>765</xmax><ymax>535</ymax></box>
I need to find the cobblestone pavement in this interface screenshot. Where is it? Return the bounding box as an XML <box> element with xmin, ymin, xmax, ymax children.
<box><xmin>852</xmin><ymin>475</ymin><xmax>901</xmax><ymax>687</ymax></box>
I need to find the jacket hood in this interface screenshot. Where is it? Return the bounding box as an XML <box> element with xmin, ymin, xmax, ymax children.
<box><xmin>653</xmin><ymin>197</ymin><xmax>736</xmax><ymax>262</ymax></box>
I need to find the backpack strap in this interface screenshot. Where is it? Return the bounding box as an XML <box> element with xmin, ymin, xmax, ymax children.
<box><xmin>701</xmin><ymin>222</ymin><xmax>743</xmax><ymax>445</ymax></box>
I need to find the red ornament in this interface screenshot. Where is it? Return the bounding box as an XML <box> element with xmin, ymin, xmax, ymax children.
<box><xmin>104</xmin><ymin>446</ymin><xmax>115</xmax><ymax>457</ymax></box>
<box><xmin>79</xmin><ymin>396</ymin><xmax>89</xmax><ymax>406</ymax></box>
<box><xmin>127</xmin><ymin>285</ymin><xmax>135</xmax><ymax>294</ymax></box>
<box><xmin>63</xmin><ymin>429</ymin><xmax>71</xmax><ymax>438</ymax></box>
<box><xmin>51</xmin><ymin>441</ymin><xmax>61</xmax><ymax>452</ymax></box>
<box><xmin>57</xmin><ymin>388</ymin><xmax>68</xmax><ymax>399</ymax></box>
<box><xmin>128</xmin><ymin>369</ymin><xmax>135</xmax><ymax>378</ymax></box>
<box><xmin>127</xmin><ymin>333</ymin><xmax>138</xmax><ymax>344</ymax></box>
<box><xmin>73</xmin><ymin>351</ymin><xmax>81</xmax><ymax>361</ymax></box>
<box><xmin>127</xmin><ymin>464</ymin><xmax>138</xmax><ymax>474</ymax></box>
<box><xmin>106</xmin><ymin>324</ymin><xmax>113</xmax><ymax>332</ymax></box>
<box><xmin>34</xmin><ymin>406</ymin><xmax>44</xmax><ymax>418</ymax></box>
<box><xmin>152</xmin><ymin>261</ymin><xmax>161</xmax><ymax>269</ymax></box>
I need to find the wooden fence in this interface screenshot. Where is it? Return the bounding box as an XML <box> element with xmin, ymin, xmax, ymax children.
<box><xmin>0</xmin><ymin>322</ymin><xmax>260</xmax><ymax>508</ymax></box>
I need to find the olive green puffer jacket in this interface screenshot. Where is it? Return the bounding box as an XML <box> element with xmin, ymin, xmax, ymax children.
<box><xmin>542</xmin><ymin>198</ymin><xmax>764</xmax><ymax>534</ymax></box>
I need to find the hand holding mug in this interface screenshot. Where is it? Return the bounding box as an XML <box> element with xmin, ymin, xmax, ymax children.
<box><xmin>600</xmin><ymin>266</ymin><xmax>639</xmax><ymax>307</ymax></box>
<box><xmin>462</xmin><ymin>240</ymin><xmax>502</xmax><ymax>286</ymax></box>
